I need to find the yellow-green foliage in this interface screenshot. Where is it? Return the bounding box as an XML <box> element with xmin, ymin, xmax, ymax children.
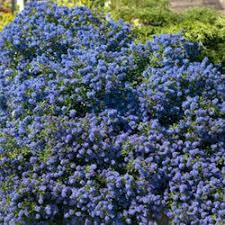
<box><xmin>0</xmin><ymin>0</ymin><xmax>17</xmax><ymax>31</ymax></box>
<box><xmin>0</xmin><ymin>12</ymin><xmax>14</xmax><ymax>31</ymax></box>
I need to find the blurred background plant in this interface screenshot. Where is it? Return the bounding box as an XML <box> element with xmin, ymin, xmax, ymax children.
<box><xmin>0</xmin><ymin>0</ymin><xmax>16</xmax><ymax>31</ymax></box>
<box><xmin>0</xmin><ymin>12</ymin><xmax>14</xmax><ymax>31</ymax></box>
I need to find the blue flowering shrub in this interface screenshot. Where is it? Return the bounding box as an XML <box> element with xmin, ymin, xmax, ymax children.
<box><xmin>0</xmin><ymin>2</ymin><xmax>225</xmax><ymax>225</ymax></box>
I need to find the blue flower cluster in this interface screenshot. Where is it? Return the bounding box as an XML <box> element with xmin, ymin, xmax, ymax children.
<box><xmin>0</xmin><ymin>2</ymin><xmax>225</xmax><ymax>225</ymax></box>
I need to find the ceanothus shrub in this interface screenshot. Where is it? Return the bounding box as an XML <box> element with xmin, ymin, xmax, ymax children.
<box><xmin>0</xmin><ymin>2</ymin><xmax>225</xmax><ymax>225</ymax></box>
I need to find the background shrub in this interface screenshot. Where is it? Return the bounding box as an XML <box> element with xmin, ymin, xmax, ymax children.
<box><xmin>0</xmin><ymin>0</ymin><xmax>14</xmax><ymax>31</ymax></box>
<box><xmin>0</xmin><ymin>12</ymin><xmax>14</xmax><ymax>31</ymax></box>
